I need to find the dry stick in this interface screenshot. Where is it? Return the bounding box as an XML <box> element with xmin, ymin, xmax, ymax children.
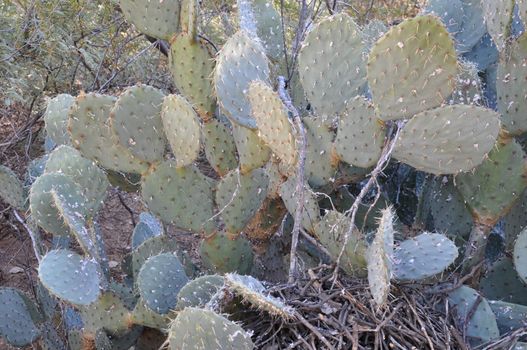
<box><xmin>277</xmin><ymin>76</ymin><xmax>307</xmax><ymax>284</ymax></box>
<box><xmin>12</xmin><ymin>210</ymin><xmax>42</xmax><ymax>263</ymax></box>
<box><xmin>334</xmin><ymin>122</ymin><xmax>404</xmax><ymax>280</ymax></box>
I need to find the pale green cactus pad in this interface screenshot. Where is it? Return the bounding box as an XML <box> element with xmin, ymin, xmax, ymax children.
<box><xmin>200</xmin><ymin>232</ymin><xmax>254</xmax><ymax>274</ymax></box>
<box><xmin>482</xmin><ymin>0</ymin><xmax>514</xmax><ymax>50</ymax></box>
<box><xmin>214</xmin><ymin>31</ymin><xmax>270</xmax><ymax>128</ymax></box>
<box><xmin>0</xmin><ymin>288</ymin><xmax>40</xmax><ymax>347</ymax></box>
<box><xmin>497</xmin><ymin>33</ymin><xmax>527</xmax><ymax>135</ymax></box>
<box><xmin>141</xmin><ymin>161</ymin><xmax>216</xmax><ymax>234</ymax></box>
<box><xmin>279</xmin><ymin>176</ymin><xmax>320</xmax><ymax>234</ymax></box>
<box><xmin>80</xmin><ymin>292</ymin><xmax>132</xmax><ymax>336</ymax></box>
<box><xmin>216</xmin><ymin>168</ymin><xmax>269</xmax><ymax>234</ymax></box>
<box><xmin>131</xmin><ymin>213</ymin><xmax>164</xmax><ymax>249</ymax></box>
<box><xmin>38</xmin><ymin>249</ymin><xmax>101</xmax><ymax>305</ymax></box>
<box><xmin>367</xmin><ymin>15</ymin><xmax>457</xmax><ymax>120</ymax></box>
<box><xmin>169</xmin><ymin>33</ymin><xmax>216</xmax><ymax>119</ymax></box>
<box><xmin>201</xmin><ymin>119</ymin><xmax>238</xmax><ymax>176</ymax></box>
<box><xmin>68</xmin><ymin>93</ymin><xmax>147</xmax><ymax>174</ymax></box>
<box><xmin>315</xmin><ymin>210</ymin><xmax>367</xmax><ymax>277</ymax></box>
<box><xmin>168</xmin><ymin>307</ymin><xmax>254</xmax><ymax>350</ymax></box>
<box><xmin>393</xmin><ymin>232</ymin><xmax>458</xmax><ymax>281</ymax></box>
<box><xmin>456</xmin><ymin>0</ymin><xmax>487</xmax><ymax>53</ymax></box>
<box><xmin>119</xmin><ymin>0</ymin><xmax>180</xmax><ymax>40</ymax></box>
<box><xmin>456</xmin><ymin>139</ymin><xmax>527</xmax><ymax>226</ymax></box>
<box><xmin>161</xmin><ymin>94</ymin><xmax>201</xmax><ymax>167</ymax></box>
<box><xmin>448</xmin><ymin>286</ymin><xmax>500</xmax><ymax>345</ymax></box>
<box><xmin>393</xmin><ymin>105</ymin><xmax>500</xmax><ymax>174</ymax></box>
<box><xmin>45</xmin><ymin>145</ymin><xmax>109</xmax><ymax>214</ymax></box>
<box><xmin>481</xmin><ymin>257</ymin><xmax>527</xmax><ymax>305</ymax></box>
<box><xmin>303</xmin><ymin>116</ymin><xmax>338</xmax><ymax>187</ymax></box>
<box><xmin>29</xmin><ymin>172</ymin><xmax>88</xmax><ymax>235</ymax></box>
<box><xmin>176</xmin><ymin>275</ymin><xmax>224</xmax><ymax>310</ymax></box>
<box><xmin>0</xmin><ymin>165</ymin><xmax>24</xmax><ymax>209</ymax></box>
<box><xmin>110</xmin><ymin>85</ymin><xmax>166</xmax><ymax>163</ymax></box>
<box><xmin>519</xmin><ymin>0</ymin><xmax>527</xmax><ymax>26</ymax></box>
<box><xmin>252</xmin><ymin>0</ymin><xmax>284</xmax><ymax>61</ymax></box>
<box><xmin>248</xmin><ymin>80</ymin><xmax>297</xmax><ymax>168</ymax></box>
<box><xmin>231</xmin><ymin>122</ymin><xmax>271</xmax><ymax>174</ymax></box>
<box><xmin>334</xmin><ymin>96</ymin><xmax>385</xmax><ymax>169</ymax></box>
<box><xmin>225</xmin><ymin>273</ymin><xmax>294</xmax><ymax>318</ymax></box>
<box><xmin>513</xmin><ymin>226</ymin><xmax>527</xmax><ymax>285</ymax></box>
<box><xmin>298</xmin><ymin>13</ymin><xmax>366</xmax><ymax>118</ymax></box>
<box><xmin>132</xmin><ymin>298</ymin><xmax>170</xmax><ymax>330</ymax></box>
<box><xmin>44</xmin><ymin>93</ymin><xmax>75</xmax><ymax>146</ymax></box>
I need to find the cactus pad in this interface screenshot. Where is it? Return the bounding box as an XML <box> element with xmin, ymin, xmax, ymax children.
<box><xmin>482</xmin><ymin>0</ymin><xmax>514</xmax><ymax>50</ymax></box>
<box><xmin>393</xmin><ymin>105</ymin><xmax>500</xmax><ymax>174</ymax></box>
<box><xmin>0</xmin><ymin>288</ymin><xmax>40</xmax><ymax>347</ymax></box>
<box><xmin>38</xmin><ymin>249</ymin><xmax>101</xmax><ymax>305</ymax></box>
<box><xmin>489</xmin><ymin>300</ymin><xmax>527</xmax><ymax>335</ymax></box>
<box><xmin>334</xmin><ymin>96</ymin><xmax>385</xmax><ymax>168</ymax></box>
<box><xmin>161</xmin><ymin>94</ymin><xmax>201</xmax><ymax>167</ymax></box>
<box><xmin>132</xmin><ymin>298</ymin><xmax>170</xmax><ymax>330</ymax></box>
<box><xmin>119</xmin><ymin>0</ymin><xmax>180</xmax><ymax>40</ymax></box>
<box><xmin>298</xmin><ymin>13</ymin><xmax>366</xmax><ymax>118</ymax></box>
<box><xmin>200</xmin><ymin>232</ymin><xmax>254</xmax><ymax>274</ymax></box>
<box><xmin>0</xmin><ymin>165</ymin><xmax>24</xmax><ymax>209</ymax></box>
<box><xmin>141</xmin><ymin>161</ymin><xmax>216</xmax><ymax>233</ymax></box>
<box><xmin>252</xmin><ymin>0</ymin><xmax>284</xmax><ymax>60</ymax></box>
<box><xmin>367</xmin><ymin>15</ymin><xmax>457</xmax><ymax>120</ymax></box>
<box><xmin>279</xmin><ymin>177</ymin><xmax>320</xmax><ymax>234</ymax></box>
<box><xmin>168</xmin><ymin>307</ymin><xmax>254</xmax><ymax>350</ymax></box>
<box><xmin>216</xmin><ymin>168</ymin><xmax>269</xmax><ymax>234</ymax></box>
<box><xmin>176</xmin><ymin>275</ymin><xmax>224</xmax><ymax>310</ymax></box>
<box><xmin>110</xmin><ymin>85</ymin><xmax>166</xmax><ymax>163</ymax></box>
<box><xmin>481</xmin><ymin>257</ymin><xmax>527</xmax><ymax>305</ymax></box>
<box><xmin>497</xmin><ymin>33</ymin><xmax>527</xmax><ymax>135</ymax></box>
<box><xmin>80</xmin><ymin>292</ymin><xmax>132</xmax><ymax>335</ymax></box>
<box><xmin>231</xmin><ymin>123</ymin><xmax>271</xmax><ymax>173</ymax></box>
<box><xmin>131</xmin><ymin>213</ymin><xmax>164</xmax><ymax>249</ymax></box>
<box><xmin>456</xmin><ymin>0</ymin><xmax>487</xmax><ymax>53</ymax></box>
<box><xmin>44</xmin><ymin>93</ymin><xmax>75</xmax><ymax>146</ymax></box>
<box><xmin>68</xmin><ymin>93</ymin><xmax>147</xmax><ymax>173</ymax></box>
<box><xmin>214</xmin><ymin>31</ymin><xmax>270</xmax><ymax>128</ymax></box>
<box><xmin>303</xmin><ymin>116</ymin><xmax>338</xmax><ymax>187</ymax></box>
<box><xmin>513</xmin><ymin>227</ymin><xmax>527</xmax><ymax>284</ymax></box>
<box><xmin>201</xmin><ymin>119</ymin><xmax>238</xmax><ymax>176</ymax></box>
<box><xmin>393</xmin><ymin>232</ymin><xmax>458</xmax><ymax>281</ymax></box>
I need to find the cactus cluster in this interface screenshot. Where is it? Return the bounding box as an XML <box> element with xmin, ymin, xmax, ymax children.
<box><xmin>2</xmin><ymin>0</ymin><xmax>527</xmax><ymax>348</ymax></box>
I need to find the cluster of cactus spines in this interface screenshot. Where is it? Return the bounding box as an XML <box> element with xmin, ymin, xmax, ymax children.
<box><xmin>482</xmin><ymin>0</ymin><xmax>515</xmax><ymax>50</ymax></box>
<box><xmin>137</xmin><ymin>253</ymin><xmax>189</xmax><ymax>314</ymax></box>
<box><xmin>38</xmin><ymin>249</ymin><xmax>101</xmax><ymax>305</ymax></box>
<box><xmin>200</xmin><ymin>232</ymin><xmax>254</xmax><ymax>274</ymax></box>
<box><xmin>110</xmin><ymin>85</ymin><xmax>167</xmax><ymax>163</ymax></box>
<box><xmin>225</xmin><ymin>273</ymin><xmax>294</xmax><ymax>318</ymax></box>
<box><xmin>447</xmin><ymin>286</ymin><xmax>500</xmax><ymax>345</ymax></box>
<box><xmin>161</xmin><ymin>94</ymin><xmax>201</xmax><ymax>167</ymax></box>
<box><xmin>168</xmin><ymin>307</ymin><xmax>255</xmax><ymax>350</ymax></box>
<box><xmin>216</xmin><ymin>168</ymin><xmax>269</xmax><ymax>234</ymax></box>
<box><xmin>297</xmin><ymin>13</ymin><xmax>366</xmax><ymax>120</ymax></box>
<box><xmin>497</xmin><ymin>33</ymin><xmax>527</xmax><ymax>135</ymax></box>
<box><xmin>231</xmin><ymin>122</ymin><xmax>271</xmax><ymax>173</ymax></box>
<box><xmin>201</xmin><ymin>119</ymin><xmax>239</xmax><ymax>176</ymax></box>
<box><xmin>43</xmin><ymin>93</ymin><xmax>75</xmax><ymax>146</ymax></box>
<box><xmin>0</xmin><ymin>165</ymin><xmax>25</xmax><ymax>209</ymax></box>
<box><xmin>119</xmin><ymin>0</ymin><xmax>181</xmax><ymax>40</ymax></box>
<box><xmin>0</xmin><ymin>288</ymin><xmax>41</xmax><ymax>347</ymax></box>
<box><xmin>392</xmin><ymin>105</ymin><xmax>501</xmax><ymax>174</ymax></box>
<box><xmin>175</xmin><ymin>275</ymin><xmax>224</xmax><ymax>310</ymax></box>
<box><xmin>480</xmin><ymin>257</ymin><xmax>527</xmax><ymax>305</ymax></box>
<box><xmin>214</xmin><ymin>30</ymin><xmax>271</xmax><ymax>129</ymax></box>
<box><xmin>334</xmin><ymin>97</ymin><xmax>385</xmax><ymax>169</ymax></box>
<box><xmin>450</xmin><ymin>60</ymin><xmax>483</xmax><ymax>106</ymax></box>
<box><xmin>141</xmin><ymin>161</ymin><xmax>216</xmax><ymax>233</ymax></box>
<box><xmin>278</xmin><ymin>176</ymin><xmax>320</xmax><ymax>234</ymax></box>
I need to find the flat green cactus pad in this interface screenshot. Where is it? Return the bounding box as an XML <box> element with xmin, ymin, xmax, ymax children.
<box><xmin>514</xmin><ymin>227</ymin><xmax>527</xmax><ymax>285</ymax></box>
<box><xmin>393</xmin><ymin>105</ymin><xmax>500</xmax><ymax>174</ymax></box>
<box><xmin>137</xmin><ymin>253</ymin><xmax>189</xmax><ymax>314</ymax></box>
<box><xmin>132</xmin><ymin>298</ymin><xmax>170</xmax><ymax>330</ymax></box>
<box><xmin>68</xmin><ymin>93</ymin><xmax>147</xmax><ymax>173</ymax></box>
<box><xmin>168</xmin><ymin>307</ymin><xmax>254</xmax><ymax>350</ymax></box>
<box><xmin>393</xmin><ymin>232</ymin><xmax>458</xmax><ymax>281</ymax></box>
<box><xmin>44</xmin><ymin>93</ymin><xmax>75</xmax><ymax>146</ymax></box>
<box><xmin>481</xmin><ymin>256</ymin><xmax>527</xmax><ymax>305</ymax></box>
<box><xmin>110</xmin><ymin>85</ymin><xmax>166</xmax><ymax>163</ymax></box>
<box><xmin>141</xmin><ymin>161</ymin><xmax>216</xmax><ymax>234</ymax></box>
<box><xmin>334</xmin><ymin>96</ymin><xmax>385</xmax><ymax>169</ymax></box>
<box><xmin>0</xmin><ymin>288</ymin><xmax>40</xmax><ymax>347</ymax></box>
<box><xmin>175</xmin><ymin>275</ymin><xmax>224</xmax><ymax>310</ymax></box>
<box><xmin>489</xmin><ymin>300</ymin><xmax>527</xmax><ymax>335</ymax></box>
<box><xmin>231</xmin><ymin>122</ymin><xmax>271</xmax><ymax>174</ymax></box>
<box><xmin>131</xmin><ymin>213</ymin><xmax>164</xmax><ymax>249</ymax></box>
<box><xmin>119</xmin><ymin>0</ymin><xmax>180</xmax><ymax>40</ymax></box>
<box><xmin>80</xmin><ymin>292</ymin><xmax>132</xmax><ymax>336</ymax></box>
<box><xmin>45</xmin><ymin>145</ymin><xmax>108</xmax><ymax>215</ymax></box>
<box><xmin>279</xmin><ymin>176</ymin><xmax>320</xmax><ymax>234</ymax></box>
<box><xmin>161</xmin><ymin>94</ymin><xmax>201</xmax><ymax>167</ymax></box>
<box><xmin>0</xmin><ymin>165</ymin><xmax>24</xmax><ymax>209</ymax></box>
<box><xmin>303</xmin><ymin>116</ymin><xmax>338</xmax><ymax>187</ymax></box>
<box><xmin>38</xmin><ymin>249</ymin><xmax>101</xmax><ymax>305</ymax></box>
<box><xmin>298</xmin><ymin>13</ymin><xmax>366</xmax><ymax>118</ymax></box>
<box><xmin>201</xmin><ymin>119</ymin><xmax>238</xmax><ymax>176</ymax></box>
<box><xmin>169</xmin><ymin>33</ymin><xmax>216</xmax><ymax>119</ymax></box>
<box><xmin>497</xmin><ymin>33</ymin><xmax>527</xmax><ymax>135</ymax></box>
<box><xmin>29</xmin><ymin>172</ymin><xmax>88</xmax><ymax>235</ymax></box>
<box><xmin>214</xmin><ymin>31</ymin><xmax>270</xmax><ymax>129</ymax></box>
<box><xmin>367</xmin><ymin>15</ymin><xmax>457</xmax><ymax>120</ymax></box>
<box><xmin>200</xmin><ymin>232</ymin><xmax>254</xmax><ymax>274</ymax></box>
<box><xmin>482</xmin><ymin>0</ymin><xmax>514</xmax><ymax>50</ymax></box>
<box><xmin>216</xmin><ymin>168</ymin><xmax>269</xmax><ymax>234</ymax></box>
<box><xmin>456</xmin><ymin>139</ymin><xmax>527</xmax><ymax>226</ymax></box>
<box><xmin>252</xmin><ymin>0</ymin><xmax>284</xmax><ymax>61</ymax></box>
<box><xmin>314</xmin><ymin>210</ymin><xmax>367</xmax><ymax>277</ymax></box>
<box><xmin>456</xmin><ymin>0</ymin><xmax>487</xmax><ymax>53</ymax></box>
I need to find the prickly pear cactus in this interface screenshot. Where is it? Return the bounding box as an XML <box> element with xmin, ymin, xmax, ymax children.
<box><xmin>43</xmin><ymin>93</ymin><xmax>75</xmax><ymax>146</ymax></box>
<box><xmin>200</xmin><ymin>232</ymin><xmax>254</xmax><ymax>274</ymax></box>
<box><xmin>119</xmin><ymin>0</ymin><xmax>181</xmax><ymax>40</ymax></box>
<box><xmin>0</xmin><ymin>165</ymin><xmax>25</xmax><ymax>209</ymax></box>
<box><xmin>175</xmin><ymin>275</ymin><xmax>224</xmax><ymax>310</ymax></box>
<box><xmin>0</xmin><ymin>288</ymin><xmax>41</xmax><ymax>347</ymax></box>
<box><xmin>201</xmin><ymin>119</ymin><xmax>238</xmax><ymax>176</ymax></box>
